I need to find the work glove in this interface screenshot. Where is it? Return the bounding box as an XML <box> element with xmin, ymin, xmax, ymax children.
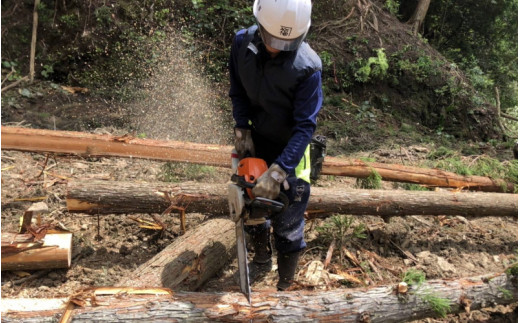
<box><xmin>234</xmin><ymin>128</ymin><xmax>255</xmax><ymax>160</ymax></box>
<box><xmin>252</xmin><ymin>163</ymin><xmax>288</xmax><ymax>200</ymax></box>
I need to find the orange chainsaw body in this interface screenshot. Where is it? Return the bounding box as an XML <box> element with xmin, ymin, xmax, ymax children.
<box><xmin>236</xmin><ymin>157</ymin><xmax>268</xmax><ymax>199</ymax></box>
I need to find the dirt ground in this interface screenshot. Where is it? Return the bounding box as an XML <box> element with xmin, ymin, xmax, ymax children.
<box><xmin>0</xmin><ymin>83</ymin><xmax>518</xmax><ymax>322</ymax></box>
<box><xmin>1</xmin><ymin>145</ymin><xmax>517</xmax><ymax>321</ymax></box>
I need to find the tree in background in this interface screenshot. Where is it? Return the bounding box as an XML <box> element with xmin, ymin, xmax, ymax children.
<box><xmin>407</xmin><ymin>0</ymin><xmax>431</xmax><ymax>35</ymax></box>
<box><xmin>400</xmin><ymin>0</ymin><xmax>518</xmax><ymax>114</ymax></box>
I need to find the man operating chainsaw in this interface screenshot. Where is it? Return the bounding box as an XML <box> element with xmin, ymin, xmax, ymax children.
<box><xmin>229</xmin><ymin>0</ymin><xmax>322</xmax><ymax>291</ymax></box>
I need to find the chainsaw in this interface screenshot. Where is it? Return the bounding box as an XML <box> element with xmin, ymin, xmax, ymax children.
<box><xmin>227</xmin><ymin>157</ymin><xmax>288</xmax><ymax>303</ymax></box>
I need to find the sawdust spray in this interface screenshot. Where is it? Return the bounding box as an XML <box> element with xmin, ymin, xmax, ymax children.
<box><xmin>126</xmin><ymin>32</ymin><xmax>232</xmax><ymax>145</ymax></box>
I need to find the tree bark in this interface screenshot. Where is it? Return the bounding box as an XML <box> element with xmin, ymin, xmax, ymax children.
<box><xmin>2</xmin><ymin>273</ymin><xmax>516</xmax><ymax>322</ymax></box>
<box><xmin>66</xmin><ymin>180</ymin><xmax>518</xmax><ymax>217</ymax></box>
<box><xmin>117</xmin><ymin>218</ymin><xmax>236</xmax><ymax>291</ymax></box>
<box><xmin>2</xmin><ymin>126</ymin><xmax>515</xmax><ymax>192</ymax></box>
<box><xmin>321</xmin><ymin>156</ymin><xmax>516</xmax><ymax>193</ymax></box>
<box><xmin>408</xmin><ymin>0</ymin><xmax>431</xmax><ymax>35</ymax></box>
<box><xmin>1</xmin><ymin>232</ymin><xmax>72</xmax><ymax>271</ymax></box>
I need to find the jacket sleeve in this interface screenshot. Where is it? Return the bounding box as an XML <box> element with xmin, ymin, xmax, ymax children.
<box><xmin>229</xmin><ymin>29</ymin><xmax>252</xmax><ymax>129</ymax></box>
<box><xmin>275</xmin><ymin>70</ymin><xmax>323</xmax><ymax>175</ymax></box>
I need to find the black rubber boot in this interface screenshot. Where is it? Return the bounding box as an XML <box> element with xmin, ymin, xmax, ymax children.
<box><xmin>276</xmin><ymin>251</ymin><xmax>300</xmax><ymax>291</ymax></box>
<box><xmin>234</xmin><ymin>229</ymin><xmax>272</xmax><ymax>285</ymax></box>
<box><xmin>248</xmin><ymin>229</ymin><xmax>273</xmax><ymax>282</ymax></box>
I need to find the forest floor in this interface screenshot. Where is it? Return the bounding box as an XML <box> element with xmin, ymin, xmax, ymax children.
<box><xmin>1</xmin><ymin>82</ymin><xmax>518</xmax><ymax>322</ymax></box>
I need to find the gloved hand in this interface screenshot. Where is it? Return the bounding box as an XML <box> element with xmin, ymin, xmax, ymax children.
<box><xmin>252</xmin><ymin>163</ymin><xmax>287</xmax><ymax>200</ymax></box>
<box><xmin>234</xmin><ymin>128</ymin><xmax>255</xmax><ymax>159</ymax></box>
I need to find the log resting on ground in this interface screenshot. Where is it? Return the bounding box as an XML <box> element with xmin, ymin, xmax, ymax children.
<box><xmin>1</xmin><ymin>232</ymin><xmax>72</xmax><ymax>271</ymax></box>
<box><xmin>66</xmin><ymin>180</ymin><xmax>518</xmax><ymax>217</ymax></box>
<box><xmin>2</xmin><ymin>127</ymin><xmax>515</xmax><ymax>192</ymax></box>
<box><xmin>2</xmin><ymin>273</ymin><xmax>516</xmax><ymax>322</ymax></box>
<box><xmin>118</xmin><ymin>218</ymin><xmax>236</xmax><ymax>290</ymax></box>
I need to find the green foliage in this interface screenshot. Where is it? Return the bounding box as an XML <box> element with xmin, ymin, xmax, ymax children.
<box><xmin>431</xmin><ymin>157</ymin><xmax>472</xmax><ymax>176</ymax></box>
<box><xmin>1</xmin><ymin>60</ymin><xmax>22</xmax><ymax>81</ymax></box>
<box><xmin>402</xmin><ymin>268</ymin><xmax>426</xmax><ymax>285</ymax></box>
<box><xmin>426</xmin><ymin>147</ymin><xmax>518</xmax><ymax>190</ymax></box>
<box><xmin>397</xmin><ymin>183</ymin><xmax>430</xmax><ymax>191</ymax></box>
<box><xmin>393</xmin><ymin>54</ymin><xmax>441</xmax><ymax>83</ymax></box>
<box><xmin>59</xmin><ymin>14</ymin><xmax>79</xmax><ymax>28</ymax></box>
<box><xmin>95</xmin><ymin>6</ymin><xmax>112</xmax><ymax>26</ymax></box>
<box><xmin>506</xmin><ymin>262</ymin><xmax>518</xmax><ymax>277</ymax></box>
<box><xmin>426</xmin><ymin>146</ymin><xmax>456</xmax><ymax>160</ymax></box>
<box><xmin>498</xmin><ymin>287</ymin><xmax>514</xmax><ymax>300</ymax></box>
<box><xmin>316</xmin><ymin>215</ymin><xmax>366</xmax><ymax>265</ymax></box>
<box><xmin>317</xmin><ymin>215</ymin><xmax>367</xmax><ymax>243</ymax></box>
<box><xmin>40</xmin><ymin>64</ymin><xmax>54</xmax><ymax>79</ymax></box>
<box><xmin>384</xmin><ymin>0</ymin><xmax>401</xmax><ymax>16</ymax></box>
<box><xmin>421</xmin><ymin>0</ymin><xmax>518</xmax><ymax>112</ymax></box>
<box><xmin>402</xmin><ymin>269</ymin><xmax>451</xmax><ymax>318</ymax></box>
<box><xmin>505</xmin><ymin>251</ymin><xmax>517</xmax><ymax>277</ymax></box>
<box><xmin>319</xmin><ymin>51</ymin><xmax>334</xmax><ymax>69</ymax></box>
<box><xmin>356</xmin><ymin>168</ymin><xmax>382</xmax><ymax>189</ymax></box>
<box><xmin>420</xmin><ymin>292</ymin><xmax>452</xmax><ymax>318</ymax></box>
<box><xmin>355</xmin><ymin>101</ymin><xmax>377</xmax><ymax>122</ymax></box>
<box><xmin>355</xmin><ymin>48</ymin><xmax>388</xmax><ymax>82</ymax></box>
<box><xmin>159</xmin><ymin>162</ymin><xmax>216</xmax><ymax>182</ymax></box>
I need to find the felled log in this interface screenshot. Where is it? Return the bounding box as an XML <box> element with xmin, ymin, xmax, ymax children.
<box><xmin>66</xmin><ymin>180</ymin><xmax>518</xmax><ymax>217</ymax></box>
<box><xmin>2</xmin><ymin>127</ymin><xmax>515</xmax><ymax>192</ymax></box>
<box><xmin>1</xmin><ymin>126</ymin><xmax>230</xmax><ymax>167</ymax></box>
<box><xmin>118</xmin><ymin>218</ymin><xmax>236</xmax><ymax>290</ymax></box>
<box><xmin>1</xmin><ymin>232</ymin><xmax>72</xmax><ymax>271</ymax></box>
<box><xmin>321</xmin><ymin>156</ymin><xmax>516</xmax><ymax>193</ymax></box>
<box><xmin>2</xmin><ymin>273</ymin><xmax>516</xmax><ymax>322</ymax></box>
<box><xmin>66</xmin><ymin>180</ymin><xmax>225</xmax><ymax>215</ymax></box>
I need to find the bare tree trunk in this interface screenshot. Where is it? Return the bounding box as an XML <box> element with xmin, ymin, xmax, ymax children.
<box><xmin>408</xmin><ymin>0</ymin><xmax>431</xmax><ymax>35</ymax></box>
<box><xmin>29</xmin><ymin>0</ymin><xmax>41</xmax><ymax>83</ymax></box>
<box><xmin>66</xmin><ymin>180</ymin><xmax>518</xmax><ymax>217</ymax></box>
<box><xmin>118</xmin><ymin>218</ymin><xmax>236</xmax><ymax>291</ymax></box>
<box><xmin>2</xmin><ymin>126</ymin><xmax>516</xmax><ymax>192</ymax></box>
<box><xmin>2</xmin><ymin>273</ymin><xmax>516</xmax><ymax>322</ymax></box>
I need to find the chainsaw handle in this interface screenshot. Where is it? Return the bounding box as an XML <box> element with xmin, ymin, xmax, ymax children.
<box><xmin>231</xmin><ymin>174</ymin><xmax>289</xmax><ymax>213</ymax></box>
<box><xmin>231</xmin><ymin>174</ymin><xmax>255</xmax><ymax>189</ymax></box>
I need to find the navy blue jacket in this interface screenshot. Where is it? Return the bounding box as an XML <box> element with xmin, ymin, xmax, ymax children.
<box><xmin>229</xmin><ymin>26</ymin><xmax>323</xmax><ymax>175</ymax></box>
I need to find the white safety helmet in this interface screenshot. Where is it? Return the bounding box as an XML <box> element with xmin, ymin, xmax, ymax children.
<box><xmin>253</xmin><ymin>0</ymin><xmax>312</xmax><ymax>51</ymax></box>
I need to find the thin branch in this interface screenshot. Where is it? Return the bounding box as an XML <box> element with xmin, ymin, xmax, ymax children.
<box><xmin>1</xmin><ymin>76</ymin><xmax>29</xmax><ymax>92</ymax></box>
<box><xmin>1</xmin><ymin>70</ymin><xmax>15</xmax><ymax>87</ymax></box>
<box><xmin>501</xmin><ymin>113</ymin><xmax>518</xmax><ymax>122</ymax></box>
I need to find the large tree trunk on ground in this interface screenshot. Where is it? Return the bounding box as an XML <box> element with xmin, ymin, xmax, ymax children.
<box><xmin>118</xmin><ymin>218</ymin><xmax>236</xmax><ymax>290</ymax></box>
<box><xmin>1</xmin><ymin>232</ymin><xmax>72</xmax><ymax>271</ymax></box>
<box><xmin>2</xmin><ymin>273</ymin><xmax>516</xmax><ymax>322</ymax></box>
<box><xmin>2</xmin><ymin>127</ymin><xmax>515</xmax><ymax>192</ymax></box>
<box><xmin>321</xmin><ymin>156</ymin><xmax>516</xmax><ymax>193</ymax></box>
<box><xmin>66</xmin><ymin>180</ymin><xmax>518</xmax><ymax>217</ymax></box>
